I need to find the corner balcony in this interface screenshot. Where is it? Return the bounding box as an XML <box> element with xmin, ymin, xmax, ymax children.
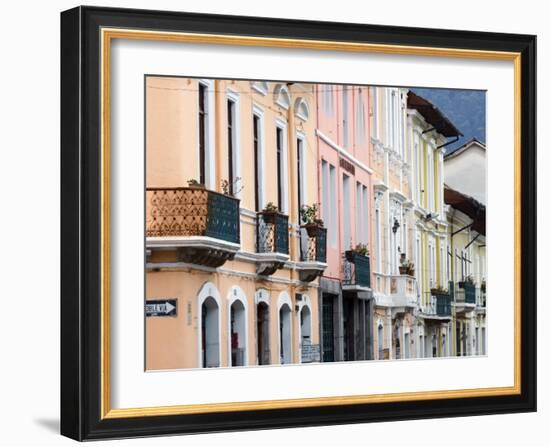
<box><xmin>389</xmin><ymin>274</ymin><xmax>418</xmax><ymax>309</ymax></box>
<box><xmin>146</xmin><ymin>187</ymin><xmax>240</xmax><ymax>268</ymax></box>
<box><xmin>343</xmin><ymin>251</ymin><xmax>371</xmax><ymax>292</ymax></box>
<box><xmin>296</xmin><ymin>225</ymin><xmax>328</xmax><ymax>282</ymax></box>
<box><xmin>455</xmin><ymin>281</ymin><xmax>477</xmax><ymax>314</ymax></box>
<box><xmin>255</xmin><ymin>211</ymin><xmax>289</xmax><ymax>276</ymax></box>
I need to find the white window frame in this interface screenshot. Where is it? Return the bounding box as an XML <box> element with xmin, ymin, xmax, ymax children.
<box><xmin>275</xmin><ymin>118</ymin><xmax>289</xmax><ymax>214</ymax></box>
<box><xmin>226</xmin><ymin>89</ymin><xmax>242</xmax><ymax>198</ymax></box>
<box><xmin>252</xmin><ymin>105</ymin><xmax>266</xmax><ymax>211</ymax></box>
<box><xmin>197</xmin><ymin>79</ymin><xmax>216</xmax><ymax>190</ymax></box>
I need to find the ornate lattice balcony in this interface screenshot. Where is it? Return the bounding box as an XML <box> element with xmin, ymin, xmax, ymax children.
<box><xmin>255</xmin><ymin>211</ymin><xmax>289</xmax><ymax>276</ymax></box>
<box><xmin>296</xmin><ymin>225</ymin><xmax>327</xmax><ymax>282</ymax></box>
<box><xmin>343</xmin><ymin>251</ymin><xmax>371</xmax><ymax>290</ymax></box>
<box><xmin>146</xmin><ymin>187</ymin><xmax>240</xmax><ymax>267</ymax></box>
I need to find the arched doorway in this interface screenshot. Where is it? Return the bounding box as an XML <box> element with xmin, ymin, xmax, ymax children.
<box><xmin>257</xmin><ymin>302</ymin><xmax>270</xmax><ymax>365</ymax></box>
<box><xmin>279</xmin><ymin>303</ymin><xmax>292</xmax><ymax>364</ymax></box>
<box><xmin>230</xmin><ymin>300</ymin><xmax>246</xmax><ymax>366</ymax></box>
<box><xmin>201</xmin><ymin>297</ymin><xmax>220</xmax><ymax>368</ymax></box>
<box><xmin>299</xmin><ymin>305</ymin><xmax>311</xmax><ymax>362</ymax></box>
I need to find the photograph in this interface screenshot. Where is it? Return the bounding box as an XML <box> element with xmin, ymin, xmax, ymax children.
<box><xmin>144</xmin><ymin>77</ymin><xmax>487</xmax><ymax>370</ymax></box>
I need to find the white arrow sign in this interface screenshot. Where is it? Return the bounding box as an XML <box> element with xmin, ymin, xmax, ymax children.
<box><xmin>146</xmin><ymin>300</ymin><xmax>177</xmax><ymax>317</ymax></box>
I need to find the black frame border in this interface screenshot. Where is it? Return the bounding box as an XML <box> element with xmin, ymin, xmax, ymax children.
<box><xmin>61</xmin><ymin>5</ymin><xmax>536</xmax><ymax>441</ymax></box>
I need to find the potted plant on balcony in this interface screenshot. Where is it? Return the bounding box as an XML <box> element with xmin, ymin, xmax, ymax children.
<box><xmin>220</xmin><ymin>177</ymin><xmax>243</xmax><ymax>197</ymax></box>
<box><xmin>399</xmin><ymin>258</ymin><xmax>415</xmax><ymax>276</ymax></box>
<box><xmin>299</xmin><ymin>203</ymin><xmax>324</xmax><ymax>237</ymax></box>
<box><xmin>430</xmin><ymin>285</ymin><xmax>449</xmax><ymax>296</ymax></box>
<box><xmin>187</xmin><ymin>179</ymin><xmax>205</xmax><ymax>189</ymax></box>
<box><xmin>459</xmin><ymin>274</ymin><xmax>475</xmax><ymax>288</ymax></box>
<box><xmin>346</xmin><ymin>243</ymin><xmax>369</xmax><ymax>262</ymax></box>
<box><xmin>260</xmin><ymin>202</ymin><xmax>280</xmax><ymax>224</ymax></box>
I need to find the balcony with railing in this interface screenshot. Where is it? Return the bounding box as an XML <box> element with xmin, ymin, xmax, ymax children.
<box><xmin>296</xmin><ymin>225</ymin><xmax>328</xmax><ymax>282</ymax></box>
<box><xmin>455</xmin><ymin>280</ymin><xmax>477</xmax><ymax>314</ymax></box>
<box><xmin>420</xmin><ymin>286</ymin><xmax>452</xmax><ymax>321</ymax></box>
<box><xmin>255</xmin><ymin>211</ymin><xmax>290</xmax><ymax>276</ymax></box>
<box><xmin>390</xmin><ymin>275</ymin><xmax>418</xmax><ymax>308</ymax></box>
<box><xmin>343</xmin><ymin>251</ymin><xmax>371</xmax><ymax>291</ymax></box>
<box><xmin>146</xmin><ymin>187</ymin><xmax>240</xmax><ymax>267</ymax></box>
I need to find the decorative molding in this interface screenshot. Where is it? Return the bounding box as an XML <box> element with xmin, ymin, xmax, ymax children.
<box><xmin>316</xmin><ymin>128</ymin><xmax>374</xmax><ymax>174</ymax></box>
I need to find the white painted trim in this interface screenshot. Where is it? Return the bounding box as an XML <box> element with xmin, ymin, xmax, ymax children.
<box><xmin>277</xmin><ymin>291</ymin><xmax>293</xmax><ymax>364</ymax></box>
<box><xmin>294</xmin><ymin>97</ymin><xmax>310</xmax><ymax>121</ymax></box>
<box><xmin>197</xmin><ymin>281</ymin><xmax>222</xmax><ymax>368</ymax></box>
<box><xmin>276</xmin><ymin>118</ymin><xmax>289</xmax><ymax>214</ymax></box>
<box><xmin>197</xmin><ymin>79</ymin><xmax>216</xmax><ymax>190</ymax></box>
<box><xmin>226</xmin><ymin>285</ymin><xmax>249</xmax><ymax>367</ymax></box>
<box><xmin>250</xmin><ymin>81</ymin><xmax>268</xmax><ymax>96</ymax></box>
<box><xmin>255</xmin><ymin>288</ymin><xmax>270</xmax><ymax>305</ymax></box>
<box><xmin>315</xmin><ymin>128</ymin><xmax>374</xmax><ymax>174</ymax></box>
<box><xmin>146</xmin><ymin>236</ymin><xmax>240</xmax><ymax>252</ymax></box>
<box><xmin>252</xmin><ymin>105</ymin><xmax>266</xmax><ymax>210</ymax></box>
<box><xmin>296</xmin><ymin>130</ymin><xmax>308</xmax><ymax>211</ymax></box>
<box><xmin>226</xmin><ymin>88</ymin><xmax>242</xmax><ymax>199</ymax></box>
<box><xmin>274</xmin><ymin>84</ymin><xmax>291</xmax><ymax>110</ymax></box>
<box><xmin>146</xmin><ymin>261</ymin><xmax>320</xmax><ymax>288</ymax></box>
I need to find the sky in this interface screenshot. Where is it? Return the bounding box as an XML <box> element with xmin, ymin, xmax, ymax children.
<box><xmin>410</xmin><ymin>87</ymin><xmax>486</xmax><ymax>153</ymax></box>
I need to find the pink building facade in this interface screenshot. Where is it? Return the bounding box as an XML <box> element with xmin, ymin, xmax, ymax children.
<box><xmin>316</xmin><ymin>84</ymin><xmax>374</xmax><ymax>362</ymax></box>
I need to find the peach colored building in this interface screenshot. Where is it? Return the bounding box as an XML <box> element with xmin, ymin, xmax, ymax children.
<box><xmin>316</xmin><ymin>84</ymin><xmax>374</xmax><ymax>362</ymax></box>
<box><xmin>145</xmin><ymin>78</ymin><xmax>326</xmax><ymax>370</ymax></box>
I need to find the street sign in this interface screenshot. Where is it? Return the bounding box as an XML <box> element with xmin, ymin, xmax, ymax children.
<box><xmin>146</xmin><ymin>299</ymin><xmax>177</xmax><ymax>317</ymax></box>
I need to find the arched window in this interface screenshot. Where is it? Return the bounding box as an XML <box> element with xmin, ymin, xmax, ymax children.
<box><xmin>255</xmin><ymin>289</ymin><xmax>270</xmax><ymax>365</ymax></box>
<box><xmin>298</xmin><ymin>301</ymin><xmax>312</xmax><ymax>363</ymax></box>
<box><xmin>377</xmin><ymin>323</ymin><xmax>384</xmax><ymax>360</ymax></box>
<box><xmin>294</xmin><ymin>97</ymin><xmax>310</xmax><ymax>121</ymax></box>
<box><xmin>278</xmin><ymin>292</ymin><xmax>293</xmax><ymax>364</ymax></box>
<box><xmin>274</xmin><ymin>84</ymin><xmax>291</xmax><ymax>110</ymax></box>
<box><xmin>197</xmin><ymin>282</ymin><xmax>221</xmax><ymax>368</ymax></box>
<box><xmin>228</xmin><ymin>286</ymin><xmax>248</xmax><ymax>367</ymax></box>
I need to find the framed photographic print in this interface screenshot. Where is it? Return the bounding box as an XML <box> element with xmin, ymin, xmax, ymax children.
<box><xmin>60</xmin><ymin>6</ymin><xmax>536</xmax><ymax>441</ymax></box>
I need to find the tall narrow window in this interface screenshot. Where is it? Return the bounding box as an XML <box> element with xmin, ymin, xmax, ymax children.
<box><xmin>342</xmin><ymin>86</ymin><xmax>349</xmax><ymax>147</ymax></box>
<box><xmin>227</xmin><ymin>99</ymin><xmax>235</xmax><ymax>195</ymax></box>
<box><xmin>342</xmin><ymin>174</ymin><xmax>351</xmax><ymax>249</ymax></box>
<box><xmin>198</xmin><ymin>83</ymin><xmax>207</xmax><ymax>185</ymax></box>
<box><xmin>253</xmin><ymin>114</ymin><xmax>261</xmax><ymax>211</ymax></box>
<box><xmin>276</xmin><ymin>126</ymin><xmax>283</xmax><ymax>211</ymax></box>
<box><xmin>296</xmin><ymin>137</ymin><xmax>303</xmax><ymax>221</ymax></box>
<box><xmin>329</xmin><ymin>164</ymin><xmax>337</xmax><ymax>246</ymax></box>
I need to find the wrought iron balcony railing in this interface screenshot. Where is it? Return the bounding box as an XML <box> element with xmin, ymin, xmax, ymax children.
<box><xmin>146</xmin><ymin>187</ymin><xmax>240</xmax><ymax>243</ymax></box>
<box><xmin>300</xmin><ymin>226</ymin><xmax>327</xmax><ymax>263</ymax></box>
<box><xmin>296</xmin><ymin>225</ymin><xmax>327</xmax><ymax>282</ymax></box>
<box><xmin>256</xmin><ymin>211</ymin><xmax>289</xmax><ymax>255</ymax></box>
<box><xmin>435</xmin><ymin>293</ymin><xmax>452</xmax><ymax>317</ymax></box>
<box><xmin>343</xmin><ymin>251</ymin><xmax>371</xmax><ymax>289</ymax></box>
<box><xmin>456</xmin><ymin>281</ymin><xmax>477</xmax><ymax>306</ymax></box>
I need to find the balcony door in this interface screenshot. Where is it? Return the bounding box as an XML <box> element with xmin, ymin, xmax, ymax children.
<box><xmin>201</xmin><ymin>297</ymin><xmax>220</xmax><ymax>368</ymax></box>
<box><xmin>279</xmin><ymin>304</ymin><xmax>292</xmax><ymax>364</ymax></box>
<box><xmin>230</xmin><ymin>300</ymin><xmax>246</xmax><ymax>367</ymax></box>
<box><xmin>257</xmin><ymin>302</ymin><xmax>270</xmax><ymax>365</ymax></box>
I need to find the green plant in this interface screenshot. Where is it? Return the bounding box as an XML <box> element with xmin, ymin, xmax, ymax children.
<box><xmin>263</xmin><ymin>202</ymin><xmax>279</xmax><ymax>213</ymax></box>
<box><xmin>299</xmin><ymin>203</ymin><xmax>323</xmax><ymax>226</ymax></box>
<box><xmin>464</xmin><ymin>274</ymin><xmax>475</xmax><ymax>285</ymax></box>
<box><xmin>432</xmin><ymin>286</ymin><xmax>449</xmax><ymax>295</ymax></box>
<box><xmin>352</xmin><ymin>243</ymin><xmax>369</xmax><ymax>257</ymax></box>
<box><xmin>220</xmin><ymin>177</ymin><xmax>244</xmax><ymax>196</ymax></box>
<box><xmin>187</xmin><ymin>179</ymin><xmax>203</xmax><ymax>187</ymax></box>
<box><xmin>400</xmin><ymin>258</ymin><xmax>415</xmax><ymax>274</ymax></box>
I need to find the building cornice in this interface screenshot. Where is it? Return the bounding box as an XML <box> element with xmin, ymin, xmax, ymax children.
<box><xmin>316</xmin><ymin>128</ymin><xmax>374</xmax><ymax>175</ymax></box>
